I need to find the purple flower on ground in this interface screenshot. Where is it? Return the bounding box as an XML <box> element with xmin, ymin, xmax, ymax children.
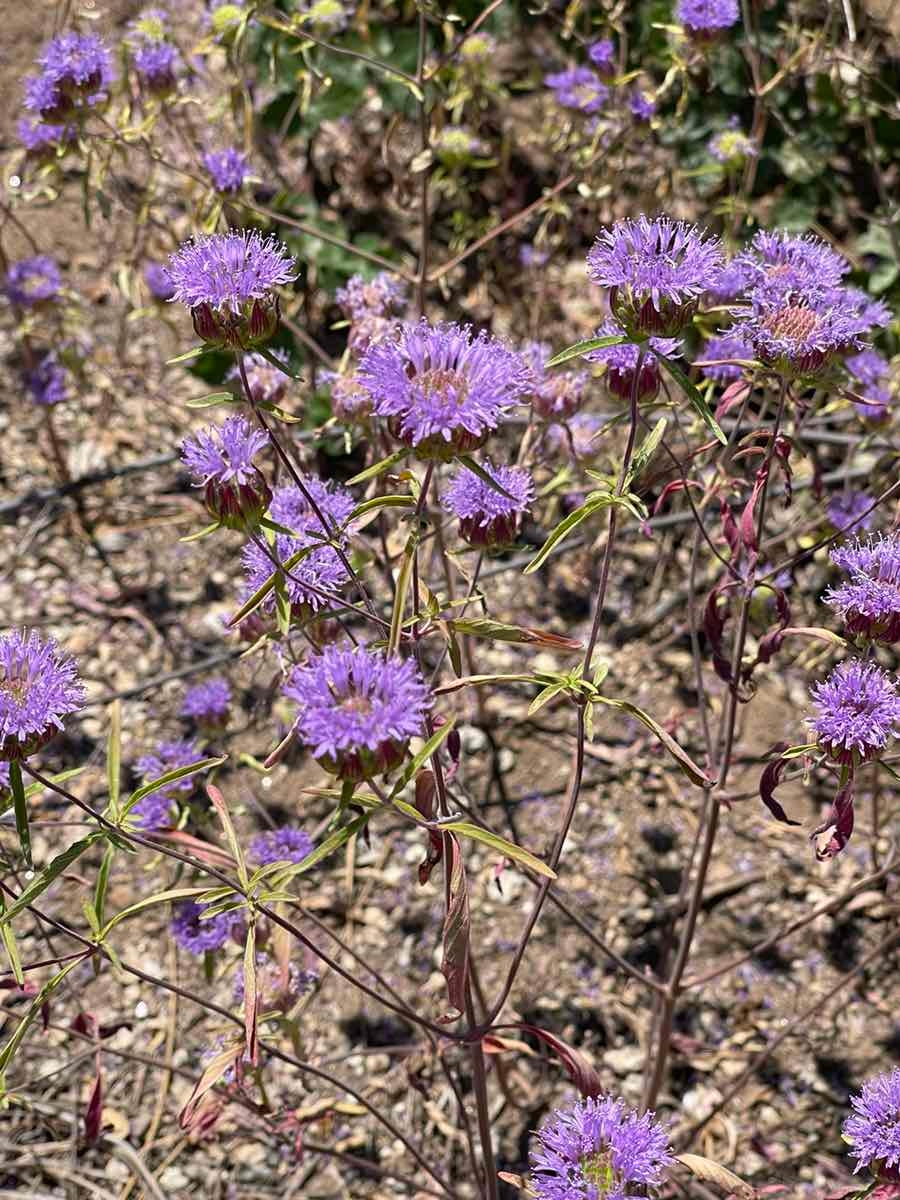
<box><xmin>629</xmin><ymin>88</ymin><xmax>656</xmax><ymax>121</ymax></box>
<box><xmin>249</xmin><ymin>826</ymin><xmax>314</xmax><ymax>866</ymax></box>
<box><xmin>145</xmin><ymin>261</ymin><xmax>175</xmax><ymax>301</ymax></box>
<box><xmin>17</xmin><ymin>117</ymin><xmax>74</xmax><ymax>155</ymax></box>
<box><xmin>442</xmin><ymin>462</ymin><xmax>534</xmax><ymax>548</ymax></box>
<box><xmin>240</xmin><ymin>480</ymin><xmax>354</xmax><ymax>615</ymax></box>
<box><xmin>25</xmin><ymin>32</ymin><xmax>113</xmax><ymax>121</ymax></box>
<box><xmin>530</xmin><ymin>1094</ymin><xmax>673</xmax><ymax>1200</ymax></box>
<box><xmin>25</xmin><ymin>354</ymin><xmax>68</xmax><ymax>406</ymax></box>
<box><xmin>182</xmin><ymin>415</ymin><xmax>271</xmax><ymax>528</ymax></box>
<box><xmin>826</xmin><ymin>533</ymin><xmax>900</xmax><ymax>645</ymax></box>
<box><xmin>233</xmin><ymin>951</ymin><xmax>318</xmax><ymax>1012</ymax></box>
<box><xmin>587</xmin><ymin>215</ymin><xmax>724</xmax><ymax>337</ymax></box>
<box><xmin>551</xmin><ymin>412</ymin><xmax>605</xmax><ymax>463</ymax></box>
<box><xmin>846</xmin><ymin>349</ymin><xmax>890</xmax><ymax>390</ymax></box>
<box><xmin>544</xmin><ymin>67</ymin><xmax>609</xmax><ymax>114</ymax></box>
<box><xmin>826</xmin><ymin>491</ymin><xmax>875</xmax><ymax>535</ymax></box>
<box><xmin>844</xmin><ymin>1067</ymin><xmax>900</xmax><ymax>1177</ymax></box>
<box><xmin>203</xmin><ymin>147</ymin><xmax>249</xmax><ymax>194</ymax></box>
<box><xmin>335</xmin><ymin>272</ymin><xmax>408</xmax><ymax>322</ymax></box>
<box><xmin>283</xmin><ymin>644</ymin><xmax>431</xmax><ymax>780</ymax></box>
<box><xmin>587</xmin><ymin>317</ymin><xmax>681</xmax><ymax>402</ymax></box>
<box><xmin>133</xmin><ymin>40</ymin><xmax>179</xmax><ymax>92</ymax></box>
<box><xmin>676</xmin><ymin>0</ymin><xmax>740</xmax><ymax>36</ymax></box>
<box><xmin>133</xmin><ymin>735</ymin><xmax>204</xmax><ymax>829</ymax></box>
<box><xmin>739</xmin><ymin>289</ymin><xmax>869</xmax><ymax>379</ymax></box>
<box><xmin>182</xmin><ymin>677</ymin><xmax>231</xmax><ymax>725</ymax></box>
<box><xmin>587</xmin><ymin>39</ymin><xmax>616</xmax><ymax>75</ymax></box>
<box><xmin>172</xmin><ymin>900</ymin><xmax>242</xmax><ymax>954</ymax></box>
<box><xmin>809</xmin><ymin>660</ymin><xmax>900</xmax><ymax>765</ymax></box>
<box><xmin>359</xmin><ymin>320</ymin><xmax>529</xmax><ymax>460</ymax></box>
<box><xmin>0</xmin><ymin>630</ymin><xmax>84</xmax><ymax>762</ymax></box>
<box><xmin>709</xmin><ymin>118</ymin><xmax>756</xmax><ymax>165</ymax></box>
<box><xmin>700</xmin><ymin>329</ymin><xmax>755</xmax><ymax>383</ymax></box>
<box><xmin>166</xmin><ymin>229</ymin><xmax>297</xmax><ymax>348</ymax></box>
<box><xmin>523</xmin><ymin>342</ymin><xmax>587</xmax><ymax>421</ymax></box>
<box><xmin>4</xmin><ymin>256</ymin><xmax>62</xmax><ymax>307</ymax></box>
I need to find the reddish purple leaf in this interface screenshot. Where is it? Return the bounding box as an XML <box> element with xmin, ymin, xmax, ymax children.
<box><xmin>715</xmin><ymin>379</ymin><xmax>751</xmax><ymax>420</ymax></box>
<box><xmin>812</xmin><ymin>779</ymin><xmax>855</xmax><ymax>861</ymax></box>
<box><xmin>652</xmin><ymin>479</ymin><xmax>702</xmax><ymax>516</ymax></box>
<box><xmin>719</xmin><ymin>498</ymin><xmax>740</xmax><ymax>560</ymax></box>
<box><xmin>759</xmin><ymin>755</ymin><xmax>802</xmax><ymax>827</ymax></box>
<box><xmin>84</xmin><ymin>1070</ymin><xmax>103</xmax><ymax>1144</ymax></box>
<box><xmin>440</xmin><ymin>834</ymin><xmax>470</xmax><ymax>1015</ymax></box>
<box><xmin>513</xmin><ymin>1023</ymin><xmax>603</xmax><ymax>1097</ymax></box>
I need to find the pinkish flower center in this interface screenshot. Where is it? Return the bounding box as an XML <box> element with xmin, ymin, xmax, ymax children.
<box><xmin>418</xmin><ymin>367</ymin><xmax>470</xmax><ymax>406</ymax></box>
<box><xmin>339</xmin><ymin>693</ymin><xmax>373</xmax><ymax>717</ymax></box>
<box><xmin>762</xmin><ymin>305</ymin><xmax>820</xmax><ymax>343</ymax></box>
<box><xmin>0</xmin><ymin>671</ymin><xmax>28</xmax><ymax>706</ymax></box>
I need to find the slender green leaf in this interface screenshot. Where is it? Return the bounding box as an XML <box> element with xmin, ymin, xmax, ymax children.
<box><xmin>227</xmin><ymin>542</ymin><xmax>324</xmax><ymax>627</ymax></box>
<box><xmin>458</xmin><ymin>455</ymin><xmax>516</xmax><ymax>500</ymax></box>
<box><xmin>626</xmin><ymin>417</ymin><xmax>667</xmax><ymax>486</ymax></box>
<box><xmin>388</xmin><ymin>531</ymin><xmax>418</xmax><ymax>655</ymax></box>
<box><xmin>440</xmin><ymin>822</ymin><xmax>557</xmax><ymax>878</ymax></box>
<box><xmin>93</xmin><ymin>842</ymin><xmax>114</xmax><ymax>930</ymax></box>
<box><xmin>99</xmin><ymin>886</ymin><xmax>211</xmax><ymax>940</ymax></box>
<box><xmin>593</xmin><ymin>697</ymin><xmax>710</xmax><ymax>786</ymax></box>
<box><xmin>121</xmin><ymin>757</ymin><xmax>226</xmax><ymax>819</ymax></box>
<box><xmin>524</xmin><ymin>496</ymin><xmax>610</xmax><ymax>575</ymax></box>
<box><xmin>0</xmin><ymin>958</ymin><xmax>84</xmax><ymax>1078</ymax></box>
<box><xmin>346</xmin><ymin>449</ymin><xmax>408</xmax><ymax>486</ymax></box>
<box><xmin>253</xmin><ymin>345</ymin><xmax>301</xmax><ymax>380</ymax></box>
<box><xmin>349</xmin><ymin>494</ymin><xmax>415</xmax><ymax>521</ymax></box>
<box><xmin>9</xmin><ymin>762</ymin><xmax>31</xmax><ymax>869</ymax></box>
<box><xmin>258</xmin><ymin>400</ymin><xmax>303</xmax><ymax>423</ymax></box>
<box><xmin>545</xmin><ymin>335</ymin><xmax>627</xmax><ymax>368</ymax></box>
<box><xmin>0</xmin><ymin>832</ymin><xmax>108</xmax><ymax>927</ymax></box>
<box><xmin>388</xmin><ymin>718</ymin><xmax>456</xmax><ymax>800</ymax></box>
<box><xmin>207</xmin><ymin>785</ymin><xmax>247</xmax><ymax>887</ymax></box>
<box><xmin>0</xmin><ymin>893</ymin><xmax>23</xmax><ymax>986</ymax></box>
<box><xmin>107</xmin><ymin>700</ymin><xmax>121</xmax><ymax>819</ymax></box>
<box><xmin>268</xmin><ymin>809</ymin><xmax>373</xmax><ymax>888</ymax></box>
<box><xmin>185</xmin><ymin>392</ymin><xmax>239</xmax><ymax>409</ymax></box>
<box><xmin>180</xmin><ymin>521</ymin><xmax>221</xmax><ymax>543</ymax></box>
<box><xmin>658</xmin><ymin>355</ymin><xmax>726</xmax><ymax>444</ymax></box>
<box><xmin>528</xmin><ymin>681</ymin><xmax>569</xmax><ymax>716</ymax></box>
<box><xmin>166</xmin><ymin>346</ymin><xmax>205</xmax><ymax>365</ymax></box>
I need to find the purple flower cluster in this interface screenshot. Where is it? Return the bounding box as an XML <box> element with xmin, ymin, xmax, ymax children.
<box><xmin>240</xmin><ymin>479</ymin><xmax>355</xmax><ymax>614</ymax></box>
<box><xmin>846</xmin><ymin>349</ymin><xmax>892</xmax><ymax>423</ymax></box>
<box><xmin>145</xmin><ymin>261</ymin><xmax>175</xmax><ymax>301</ymax></box>
<box><xmin>204</xmin><ymin>147</ymin><xmax>250</xmax><ymax>194</ymax></box>
<box><xmin>24</xmin><ymin>32</ymin><xmax>114</xmax><ymax>122</ymax></box>
<box><xmin>530</xmin><ymin>1094</ymin><xmax>673</xmax><ymax>1200</ymax></box>
<box><xmin>826</xmin><ymin>534</ymin><xmax>900</xmax><ymax>644</ymax></box>
<box><xmin>544</xmin><ymin>67</ymin><xmax>609</xmax><ymax>114</ymax></box>
<box><xmin>171</xmin><ymin>900</ymin><xmax>242</xmax><ymax>955</ymax></box>
<box><xmin>283</xmin><ymin>644</ymin><xmax>431</xmax><ymax>780</ymax></box>
<box><xmin>0</xmin><ymin>630</ymin><xmax>84</xmax><ymax>762</ymax></box>
<box><xmin>25</xmin><ymin>354</ymin><xmax>68</xmax><ymax>406</ymax></box>
<box><xmin>700</xmin><ymin>329</ymin><xmax>755</xmax><ymax>383</ymax></box>
<box><xmin>166</xmin><ymin>230</ymin><xmax>297</xmax><ymax>348</ymax></box>
<box><xmin>844</xmin><ymin>1067</ymin><xmax>900</xmax><ymax>1176</ymax></box>
<box><xmin>336</xmin><ymin>272</ymin><xmax>408</xmax><ymax>322</ymax></box>
<box><xmin>587</xmin><ymin>318</ymin><xmax>681</xmax><ymax>403</ymax></box>
<box><xmin>182</xmin><ymin>677</ymin><xmax>232</xmax><ymax>726</ymax></box>
<box><xmin>4</xmin><ymin>256</ymin><xmax>62</xmax><ymax>307</ymax></box>
<box><xmin>587</xmin><ymin>39</ymin><xmax>616</xmax><ymax>75</ymax></box>
<box><xmin>676</xmin><ymin>0</ymin><xmax>740</xmax><ymax>36</ymax></box>
<box><xmin>742</xmin><ymin>295</ymin><xmax>868</xmax><ymax>378</ymax></box>
<box><xmin>629</xmin><ymin>88</ymin><xmax>656</xmax><ymax>121</ymax></box>
<box><xmin>322</xmin><ymin>370</ymin><xmax>374</xmax><ymax>423</ymax></box>
<box><xmin>231</xmin><ymin>349</ymin><xmax>290</xmax><ymax>404</ymax></box>
<box><xmin>133</xmin><ymin>738</ymin><xmax>203</xmax><ymax>829</ymax></box>
<box><xmin>249</xmin><ymin>826</ymin><xmax>314</xmax><ymax>866</ymax></box>
<box><xmin>826</xmin><ymin>491</ymin><xmax>875</xmax><ymax>535</ymax></box>
<box><xmin>809</xmin><ymin>659</ymin><xmax>900</xmax><ymax>765</ymax></box>
<box><xmin>359</xmin><ymin>320</ymin><xmax>529</xmax><ymax>460</ymax></box>
<box><xmin>17</xmin><ymin>117</ymin><xmax>74</xmax><ymax>156</ymax></box>
<box><xmin>523</xmin><ymin>342</ymin><xmax>588</xmax><ymax>421</ymax></box>
<box><xmin>442</xmin><ymin>462</ymin><xmax>534</xmax><ymax>548</ymax></box>
<box><xmin>129</xmin><ymin>11</ymin><xmax>180</xmax><ymax>93</ymax></box>
<box><xmin>587</xmin><ymin>216</ymin><xmax>724</xmax><ymax>337</ymax></box>
<box><xmin>182</xmin><ymin>415</ymin><xmax>271</xmax><ymax>528</ymax></box>
<box><xmin>551</xmin><ymin>412</ymin><xmax>605</xmax><ymax>463</ymax></box>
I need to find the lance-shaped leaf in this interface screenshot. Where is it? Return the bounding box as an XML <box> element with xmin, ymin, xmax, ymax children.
<box><xmin>449</xmin><ymin>618</ymin><xmax>581</xmax><ymax>652</ymax></box>
<box><xmin>346</xmin><ymin>448</ymin><xmax>409</xmax><ymax>486</ymax></box>
<box><xmin>243</xmin><ymin>922</ymin><xmax>259</xmax><ymax>1066</ymax></box>
<box><xmin>388</xmin><ymin>531</ymin><xmax>418</xmax><ymax>655</ymax></box>
<box><xmin>185</xmin><ymin>392</ymin><xmax>240</xmax><ymax>409</ymax></box>
<box><xmin>524</xmin><ymin>494</ymin><xmax>612</xmax><ymax>575</ymax></box>
<box><xmin>593</xmin><ymin>698</ymin><xmax>711</xmax><ymax>787</ymax></box>
<box><xmin>438</xmin><ymin>822</ymin><xmax>557</xmax><ymax>879</ymax></box>
<box><xmin>0</xmin><ymin>831</ymin><xmax>108</xmax><ymax>928</ymax></box>
<box><xmin>658</xmin><ymin>354</ymin><xmax>727</xmax><ymax>444</ymax></box>
<box><xmin>0</xmin><ymin>893</ymin><xmax>23</xmax><ymax>986</ymax></box>
<box><xmin>441</xmin><ymin>834</ymin><xmax>470</xmax><ymax>1016</ymax></box>
<box><xmin>0</xmin><ymin>957</ymin><xmax>84</xmax><ymax>1078</ymax></box>
<box><xmin>180</xmin><ymin>1040</ymin><xmax>243</xmax><ymax>1130</ymax></box>
<box><xmin>759</xmin><ymin>753</ymin><xmax>802</xmax><ymax>827</ymax></box>
<box><xmin>121</xmin><ymin>756</ymin><xmax>226</xmax><ymax>819</ymax></box>
<box><xmin>513</xmin><ymin>1023</ymin><xmax>603</xmax><ymax>1097</ymax></box>
<box><xmin>676</xmin><ymin>1154</ymin><xmax>755</xmax><ymax>1200</ymax></box>
<box><xmin>107</xmin><ymin>700</ymin><xmax>122</xmax><ymax>819</ymax></box>
<box><xmin>625</xmin><ymin>416</ymin><xmax>667</xmax><ymax>488</ymax></box>
<box><xmin>227</xmin><ymin>541</ymin><xmax>327</xmax><ymax>627</ymax></box>
<box><xmin>388</xmin><ymin>718</ymin><xmax>456</xmax><ymax>800</ymax></box>
<box><xmin>99</xmin><ymin>887</ymin><xmax>212</xmax><ymax>940</ymax></box>
<box><xmin>545</xmin><ymin>334</ymin><xmax>627</xmax><ymax>368</ymax></box>
<box><xmin>207</xmin><ymin>785</ymin><xmax>247</xmax><ymax>887</ymax></box>
<box><xmin>9</xmin><ymin>763</ymin><xmax>31</xmax><ymax>869</ymax></box>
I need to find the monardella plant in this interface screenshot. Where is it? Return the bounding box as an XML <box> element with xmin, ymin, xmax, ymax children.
<box><xmin>844</xmin><ymin>1067</ymin><xmax>900</xmax><ymax>1180</ymax></box>
<box><xmin>0</xmin><ymin>629</ymin><xmax>84</xmax><ymax>762</ymax></box>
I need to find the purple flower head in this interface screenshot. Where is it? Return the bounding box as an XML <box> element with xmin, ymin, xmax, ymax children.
<box><xmin>676</xmin><ymin>0</ymin><xmax>740</xmax><ymax>36</ymax></box>
<box><xmin>297</xmin><ymin>0</ymin><xmax>348</xmax><ymax>32</ymax></box>
<box><xmin>840</xmin><ymin>286</ymin><xmax>892</xmax><ymax>330</ymax></box>
<box><xmin>741</xmin><ymin>289</ymin><xmax>869</xmax><ymax>379</ymax></box>
<box><xmin>700</xmin><ymin>329</ymin><xmax>755</xmax><ymax>383</ymax></box>
<box><xmin>587</xmin><ymin>317</ymin><xmax>681</xmax><ymax>403</ymax></box>
<box><xmin>737</xmin><ymin>230</ymin><xmax>849</xmax><ymax>308</ymax></box>
<box><xmin>135</xmin><ymin>738</ymin><xmax>203</xmax><ymax>817</ymax></box>
<box><xmin>551</xmin><ymin>412</ymin><xmax>604</xmax><ymax>463</ymax></box>
<box><xmin>240</xmin><ymin>480</ymin><xmax>354</xmax><ymax>615</ymax></box>
<box><xmin>25</xmin><ymin>354</ymin><xmax>68</xmax><ymax>406</ymax></box>
<box><xmin>587</xmin><ymin>39</ymin><xmax>616</xmax><ymax>75</ymax></box>
<box><xmin>233</xmin><ymin>951</ymin><xmax>318</xmax><ymax>1011</ymax></box>
<box><xmin>845</xmin><ymin>349</ymin><xmax>893</xmax><ymax>421</ymax></box>
<box><xmin>132</xmin><ymin>39</ymin><xmax>179</xmax><ymax>92</ymax></box>
<box><xmin>809</xmin><ymin>659</ymin><xmax>900</xmax><ymax>766</ymax></box>
<box><xmin>524</xmin><ymin>342</ymin><xmax>588</xmax><ymax>421</ymax></box>
<box><xmin>0</xmin><ymin>630</ymin><xmax>84</xmax><ymax>762</ymax></box>
<box><xmin>25</xmin><ymin>32</ymin><xmax>114</xmax><ymax>121</ymax></box>
<box><xmin>144</xmin><ymin>261</ymin><xmax>175</xmax><ymax>301</ymax></box>
<box><xmin>228</xmin><ymin>349</ymin><xmax>290</xmax><ymax>405</ymax></box>
<box><xmin>826</xmin><ymin>491</ymin><xmax>876</xmax><ymax>535</ymax></box>
<box><xmin>283</xmin><ymin>645</ymin><xmax>431</xmax><ymax>781</ymax></box>
<box><xmin>166</xmin><ymin>230</ymin><xmax>297</xmax><ymax>349</ymax></box>
<box><xmin>844</xmin><ymin>1067</ymin><xmax>900</xmax><ymax>1177</ymax></box>
<box><xmin>182</xmin><ymin>415</ymin><xmax>271</xmax><ymax>528</ymax></box>
<box><xmin>846</xmin><ymin>349</ymin><xmax>890</xmax><ymax>390</ymax></box>
<box><xmin>706</xmin><ymin>257</ymin><xmax>755</xmax><ymax>304</ymax></box>
<box><xmin>249</xmin><ymin>826</ymin><xmax>314</xmax><ymax>866</ymax></box>
<box><xmin>17</xmin><ymin>116</ymin><xmax>74</xmax><ymax>155</ymax></box>
<box><xmin>203</xmin><ymin>147</ymin><xmax>250</xmax><ymax>194</ymax></box>
<box><xmin>629</xmin><ymin>88</ymin><xmax>656</xmax><ymax>121</ymax></box>
<box><xmin>182</xmin><ymin>677</ymin><xmax>231</xmax><ymax>726</ymax></box>
<box><xmin>709</xmin><ymin>119</ymin><xmax>756</xmax><ymax>165</ymax></box>
<box><xmin>322</xmin><ymin>369</ymin><xmax>374</xmax><ymax>423</ymax></box>
<box><xmin>336</xmin><ymin>272</ymin><xmax>407</xmax><ymax>322</ymax></box>
<box><xmin>359</xmin><ymin>320</ymin><xmax>529</xmax><ymax>460</ymax></box>
<box><xmin>4</xmin><ymin>256</ymin><xmax>62</xmax><ymax>307</ymax></box>
<box><xmin>530</xmin><ymin>1094</ymin><xmax>673</xmax><ymax>1200</ymax></box>
<box><xmin>587</xmin><ymin>215</ymin><xmax>724</xmax><ymax>337</ymax></box>
<box><xmin>826</xmin><ymin>533</ymin><xmax>900</xmax><ymax>644</ymax></box>
<box><xmin>442</xmin><ymin>462</ymin><xmax>534</xmax><ymax>548</ymax></box>
<box><xmin>520</xmin><ymin>244</ymin><xmax>550</xmax><ymax>270</ymax></box>
<box><xmin>544</xmin><ymin>66</ymin><xmax>609</xmax><ymax>114</ymax></box>
<box><xmin>171</xmin><ymin>900</ymin><xmax>242</xmax><ymax>955</ymax></box>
